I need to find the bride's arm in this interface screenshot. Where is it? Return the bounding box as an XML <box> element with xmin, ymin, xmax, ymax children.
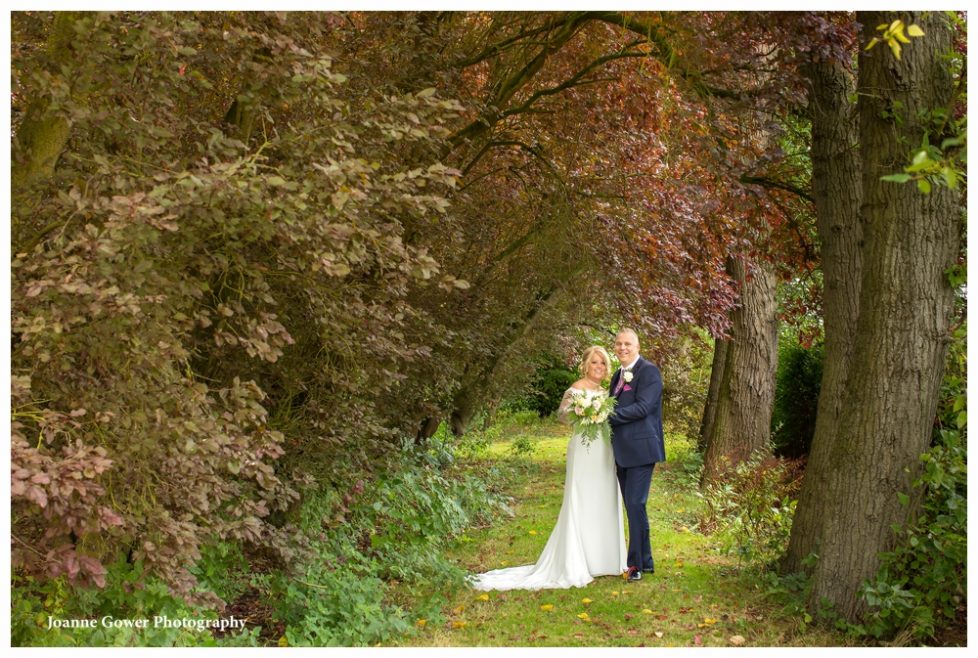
<box><xmin>556</xmin><ymin>388</ymin><xmax>575</xmax><ymax>425</ymax></box>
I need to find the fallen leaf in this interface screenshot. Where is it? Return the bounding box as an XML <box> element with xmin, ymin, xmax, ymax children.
<box><xmin>415</xmin><ymin>619</ymin><xmax>427</xmax><ymax>628</ymax></box>
<box><xmin>610</xmin><ymin>591</ymin><xmax>620</xmax><ymax>597</ymax></box>
<box><xmin>452</xmin><ymin>605</ymin><xmax>465</xmax><ymax>614</ymax></box>
<box><xmin>730</xmin><ymin>635</ymin><xmax>746</xmax><ymax>646</ymax></box>
<box><xmin>540</xmin><ymin>604</ymin><xmax>554</xmax><ymax>612</ymax></box>
<box><xmin>529</xmin><ymin>530</ymin><xmax>538</xmax><ymax>535</ymax></box>
<box><xmin>642</xmin><ymin>609</ymin><xmax>653</xmax><ymax>614</ymax></box>
<box><xmin>451</xmin><ymin>620</ymin><xmax>468</xmax><ymax>629</ymax></box>
<box><xmin>577</xmin><ymin>613</ymin><xmax>590</xmax><ymax>621</ymax></box>
<box><xmin>477</xmin><ymin>594</ymin><xmax>489</xmax><ymax>602</ymax></box>
<box><xmin>694</xmin><ymin>635</ymin><xmax>703</xmax><ymax>646</ymax></box>
<box><xmin>581</xmin><ymin>598</ymin><xmax>592</xmax><ymax>605</ymax></box>
<box><xmin>655</xmin><ymin>631</ymin><xmax>664</xmax><ymax>638</ymax></box>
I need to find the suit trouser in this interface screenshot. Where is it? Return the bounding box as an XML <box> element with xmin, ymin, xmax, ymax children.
<box><xmin>616</xmin><ymin>462</ymin><xmax>655</xmax><ymax>571</ymax></box>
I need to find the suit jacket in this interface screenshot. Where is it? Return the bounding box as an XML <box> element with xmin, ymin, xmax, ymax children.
<box><xmin>609</xmin><ymin>356</ymin><xmax>665</xmax><ymax>467</ymax></box>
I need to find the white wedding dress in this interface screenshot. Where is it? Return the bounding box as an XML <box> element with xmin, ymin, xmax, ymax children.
<box><xmin>471</xmin><ymin>387</ymin><xmax>626</xmax><ymax>590</ymax></box>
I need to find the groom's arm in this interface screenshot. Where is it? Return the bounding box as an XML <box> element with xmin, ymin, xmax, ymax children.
<box><xmin>609</xmin><ymin>364</ymin><xmax>662</xmax><ymax>427</ymax></box>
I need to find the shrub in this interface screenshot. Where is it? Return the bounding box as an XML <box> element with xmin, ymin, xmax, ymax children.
<box><xmin>10</xmin><ymin>559</ymin><xmax>260</xmax><ymax>647</ymax></box>
<box><xmin>698</xmin><ymin>454</ymin><xmax>804</xmax><ymax>568</ymax></box>
<box><xmin>263</xmin><ymin>438</ymin><xmax>511</xmax><ymax>646</ymax></box>
<box><xmin>771</xmin><ymin>341</ymin><xmax>823</xmax><ymax>458</ymax></box>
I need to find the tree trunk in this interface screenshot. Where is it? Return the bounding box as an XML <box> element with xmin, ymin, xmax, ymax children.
<box><xmin>12</xmin><ymin>12</ymin><xmax>79</xmax><ymax>192</ymax></box>
<box><xmin>781</xmin><ymin>54</ymin><xmax>863</xmax><ymax>575</ymax></box>
<box><xmin>806</xmin><ymin>11</ymin><xmax>961</xmax><ymax>621</ymax></box>
<box><xmin>700</xmin><ymin>257</ymin><xmax>778</xmax><ymax>486</ymax></box>
<box><xmin>698</xmin><ymin>337</ymin><xmax>728</xmax><ymax>452</ymax></box>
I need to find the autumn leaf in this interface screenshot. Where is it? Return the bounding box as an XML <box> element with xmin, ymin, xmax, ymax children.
<box><xmin>577</xmin><ymin>612</ymin><xmax>590</xmax><ymax>621</ymax></box>
<box><xmin>540</xmin><ymin>604</ymin><xmax>554</xmax><ymax>612</ymax></box>
<box><xmin>642</xmin><ymin>609</ymin><xmax>654</xmax><ymax>614</ymax></box>
<box><xmin>581</xmin><ymin>598</ymin><xmax>592</xmax><ymax>605</ymax></box>
<box><xmin>477</xmin><ymin>593</ymin><xmax>490</xmax><ymax>602</ymax></box>
<box><xmin>451</xmin><ymin>620</ymin><xmax>468</xmax><ymax>629</ymax></box>
<box><xmin>655</xmin><ymin>631</ymin><xmax>664</xmax><ymax>638</ymax></box>
<box><xmin>730</xmin><ymin>635</ymin><xmax>746</xmax><ymax>646</ymax></box>
<box><xmin>416</xmin><ymin>619</ymin><xmax>427</xmax><ymax>628</ymax></box>
<box><xmin>529</xmin><ymin>530</ymin><xmax>538</xmax><ymax>535</ymax></box>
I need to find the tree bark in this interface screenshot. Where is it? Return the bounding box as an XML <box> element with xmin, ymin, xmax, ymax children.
<box><xmin>12</xmin><ymin>12</ymin><xmax>80</xmax><ymax>192</ymax></box>
<box><xmin>781</xmin><ymin>54</ymin><xmax>863</xmax><ymax>575</ymax></box>
<box><xmin>700</xmin><ymin>257</ymin><xmax>778</xmax><ymax>486</ymax></box>
<box><xmin>697</xmin><ymin>337</ymin><xmax>728</xmax><ymax>452</ymax></box>
<box><xmin>806</xmin><ymin>11</ymin><xmax>961</xmax><ymax>621</ymax></box>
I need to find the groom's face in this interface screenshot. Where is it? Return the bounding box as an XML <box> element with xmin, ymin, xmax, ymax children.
<box><xmin>614</xmin><ymin>331</ymin><xmax>639</xmax><ymax>366</ymax></box>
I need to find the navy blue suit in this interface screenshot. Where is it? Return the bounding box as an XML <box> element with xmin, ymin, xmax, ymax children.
<box><xmin>609</xmin><ymin>356</ymin><xmax>665</xmax><ymax>572</ymax></box>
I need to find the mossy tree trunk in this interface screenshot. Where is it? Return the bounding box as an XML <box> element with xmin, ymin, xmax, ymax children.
<box><xmin>781</xmin><ymin>53</ymin><xmax>863</xmax><ymax>575</ymax></box>
<box><xmin>804</xmin><ymin>11</ymin><xmax>962</xmax><ymax>620</ymax></box>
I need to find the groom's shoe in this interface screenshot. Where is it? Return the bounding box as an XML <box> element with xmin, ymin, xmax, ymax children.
<box><xmin>642</xmin><ymin>566</ymin><xmax>655</xmax><ymax>574</ymax></box>
<box><xmin>625</xmin><ymin>566</ymin><xmax>642</xmax><ymax>582</ymax></box>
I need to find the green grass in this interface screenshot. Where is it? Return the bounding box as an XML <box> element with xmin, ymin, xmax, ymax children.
<box><xmin>389</xmin><ymin>419</ymin><xmax>855</xmax><ymax>647</ymax></box>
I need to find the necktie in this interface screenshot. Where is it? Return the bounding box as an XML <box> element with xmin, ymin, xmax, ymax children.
<box><xmin>614</xmin><ymin>370</ymin><xmax>627</xmax><ymax>395</ymax></box>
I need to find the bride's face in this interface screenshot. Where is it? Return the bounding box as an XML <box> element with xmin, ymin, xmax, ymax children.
<box><xmin>586</xmin><ymin>354</ymin><xmax>607</xmax><ymax>380</ymax></box>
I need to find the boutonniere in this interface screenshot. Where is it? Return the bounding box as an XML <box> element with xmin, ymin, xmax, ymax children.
<box><xmin>623</xmin><ymin>371</ymin><xmax>634</xmax><ymax>383</ymax></box>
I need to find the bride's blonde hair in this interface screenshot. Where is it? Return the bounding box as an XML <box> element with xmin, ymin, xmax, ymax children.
<box><xmin>579</xmin><ymin>346</ymin><xmax>612</xmax><ymax>378</ymax></box>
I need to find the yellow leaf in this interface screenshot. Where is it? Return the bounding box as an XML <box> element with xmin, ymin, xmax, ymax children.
<box><xmin>894</xmin><ymin>26</ymin><xmax>911</xmax><ymax>44</ymax></box>
<box><xmin>876</xmin><ymin>23</ymin><xmax>890</xmax><ymax>31</ymax></box>
<box><xmin>477</xmin><ymin>594</ymin><xmax>489</xmax><ymax>602</ymax></box>
<box><xmin>452</xmin><ymin>605</ymin><xmax>465</xmax><ymax>614</ymax></box>
<box><xmin>730</xmin><ymin>635</ymin><xmax>746</xmax><ymax>646</ymax></box>
<box><xmin>643</xmin><ymin>609</ymin><xmax>654</xmax><ymax>614</ymax></box>
<box><xmin>889</xmin><ymin>19</ymin><xmax>905</xmax><ymax>33</ymax></box>
<box><xmin>611</xmin><ymin>591</ymin><xmax>620</xmax><ymax>597</ymax></box>
<box><xmin>581</xmin><ymin>598</ymin><xmax>593</xmax><ymax>605</ymax></box>
<box><xmin>529</xmin><ymin>530</ymin><xmax>538</xmax><ymax>535</ymax></box>
<box><xmin>865</xmin><ymin>37</ymin><xmax>881</xmax><ymax>51</ymax></box>
<box><xmin>888</xmin><ymin>39</ymin><xmax>902</xmax><ymax>59</ymax></box>
<box><xmin>907</xmin><ymin>24</ymin><xmax>925</xmax><ymax>37</ymax></box>
<box><xmin>416</xmin><ymin>619</ymin><xmax>427</xmax><ymax>628</ymax></box>
<box><xmin>451</xmin><ymin>620</ymin><xmax>468</xmax><ymax>629</ymax></box>
<box><xmin>540</xmin><ymin>604</ymin><xmax>554</xmax><ymax>612</ymax></box>
<box><xmin>577</xmin><ymin>613</ymin><xmax>590</xmax><ymax>620</ymax></box>
<box><xmin>277</xmin><ymin>636</ymin><xmax>289</xmax><ymax>647</ymax></box>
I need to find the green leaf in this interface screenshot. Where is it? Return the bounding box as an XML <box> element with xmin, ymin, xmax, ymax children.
<box><xmin>955</xmin><ymin>410</ymin><xmax>966</xmax><ymax>429</ymax></box>
<box><xmin>917</xmin><ymin>178</ymin><xmax>932</xmax><ymax>194</ymax></box>
<box><xmin>267</xmin><ymin>176</ymin><xmax>288</xmax><ymax>187</ymax></box>
<box><xmin>880</xmin><ymin>173</ymin><xmax>912</xmax><ymax>184</ymax></box>
<box><xmin>897</xmin><ymin>492</ymin><xmax>910</xmax><ymax>506</ymax></box>
<box><xmin>907</xmin><ymin>24</ymin><xmax>925</xmax><ymax>37</ymax></box>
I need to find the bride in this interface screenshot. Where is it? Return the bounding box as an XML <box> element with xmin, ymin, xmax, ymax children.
<box><xmin>471</xmin><ymin>346</ymin><xmax>626</xmax><ymax>590</ymax></box>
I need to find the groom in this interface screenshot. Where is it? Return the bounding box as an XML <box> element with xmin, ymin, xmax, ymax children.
<box><xmin>609</xmin><ymin>329</ymin><xmax>665</xmax><ymax>582</ymax></box>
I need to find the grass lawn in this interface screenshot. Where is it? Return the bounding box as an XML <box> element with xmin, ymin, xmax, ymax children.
<box><xmin>390</xmin><ymin>417</ymin><xmax>857</xmax><ymax>647</ymax></box>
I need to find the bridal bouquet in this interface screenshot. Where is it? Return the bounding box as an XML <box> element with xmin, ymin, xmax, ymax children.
<box><xmin>567</xmin><ymin>389</ymin><xmax>616</xmax><ymax>448</ymax></box>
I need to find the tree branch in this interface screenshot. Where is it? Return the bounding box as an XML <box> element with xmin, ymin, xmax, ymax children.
<box><xmin>739</xmin><ymin>174</ymin><xmax>815</xmax><ymax>204</ymax></box>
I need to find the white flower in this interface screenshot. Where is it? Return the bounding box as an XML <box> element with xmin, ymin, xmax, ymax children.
<box><xmin>574</xmin><ymin>405</ymin><xmax>585</xmax><ymax>415</ymax></box>
<box><xmin>591</xmin><ymin>398</ymin><xmax>602</xmax><ymax>410</ymax></box>
<box><xmin>623</xmin><ymin>371</ymin><xmax>634</xmax><ymax>383</ymax></box>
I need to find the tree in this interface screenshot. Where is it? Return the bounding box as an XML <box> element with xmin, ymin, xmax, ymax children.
<box><xmin>782</xmin><ymin>21</ymin><xmax>863</xmax><ymax>575</ymax></box>
<box><xmin>790</xmin><ymin>11</ymin><xmax>964</xmax><ymax>620</ymax></box>
<box><xmin>700</xmin><ymin>257</ymin><xmax>779</xmax><ymax>486</ymax></box>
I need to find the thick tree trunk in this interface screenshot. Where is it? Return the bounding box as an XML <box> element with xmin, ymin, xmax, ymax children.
<box><xmin>781</xmin><ymin>55</ymin><xmax>863</xmax><ymax>575</ymax></box>
<box><xmin>806</xmin><ymin>12</ymin><xmax>961</xmax><ymax>621</ymax></box>
<box><xmin>697</xmin><ymin>337</ymin><xmax>728</xmax><ymax>452</ymax></box>
<box><xmin>700</xmin><ymin>258</ymin><xmax>778</xmax><ymax>486</ymax></box>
